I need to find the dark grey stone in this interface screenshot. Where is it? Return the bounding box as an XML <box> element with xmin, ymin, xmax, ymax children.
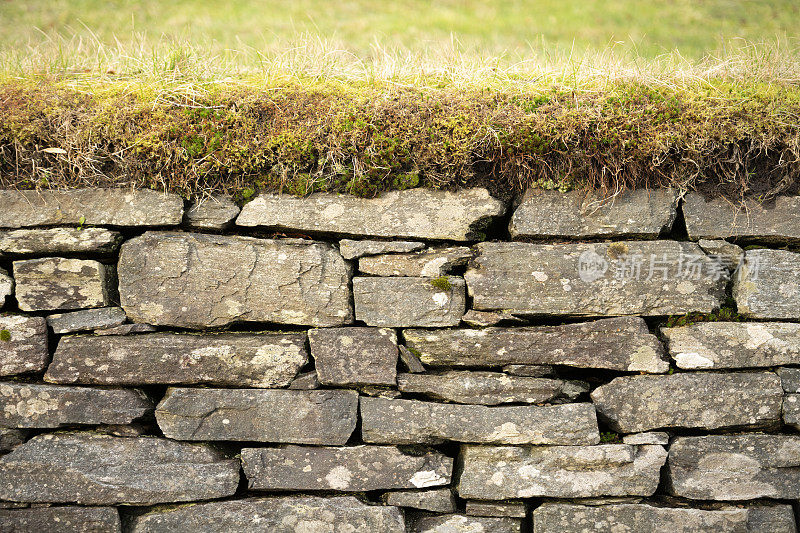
<box><xmin>0</xmin><ymin>506</ymin><xmax>121</xmax><ymax>533</ymax></box>
<box><xmin>47</xmin><ymin>307</ymin><xmax>126</xmax><ymax>334</ymax></box>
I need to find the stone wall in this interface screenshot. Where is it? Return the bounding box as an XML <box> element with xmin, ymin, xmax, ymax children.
<box><xmin>0</xmin><ymin>186</ymin><xmax>799</xmax><ymax>532</ymax></box>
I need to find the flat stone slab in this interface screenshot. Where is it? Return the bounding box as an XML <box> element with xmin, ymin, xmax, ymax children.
<box><xmin>354</xmin><ymin>276</ymin><xmax>466</xmax><ymax>327</ymax></box>
<box><xmin>397</xmin><ymin>371</ymin><xmax>569</xmax><ymax>405</ymax></box>
<box><xmin>0</xmin><ymin>227</ymin><xmax>122</xmax><ymax>256</ymax></box>
<box><xmin>459</xmin><ymin>444</ymin><xmax>667</xmax><ymax>499</ymax></box>
<box><xmin>384</xmin><ymin>489</ymin><xmax>456</xmax><ymax>513</ymax></box>
<box><xmin>46</xmin><ymin>332</ymin><xmax>308</xmax><ymax>388</ymax></box>
<box><xmin>360</xmin><ymin>397</ymin><xmax>599</xmax><ymax>445</ymax></box>
<box><xmin>339</xmin><ymin>239</ymin><xmax>425</xmax><ymax>259</ymax></box>
<box><xmin>0</xmin><ymin>315</ymin><xmax>49</xmax><ymax>376</ymax></box>
<box><xmin>622</xmin><ymin>432</ymin><xmax>670</xmax><ymax>445</ymax></box>
<box><xmin>0</xmin><ymin>189</ymin><xmax>184</xmax><ymax>228</ymax></box>
<box><xmin>14</xmin><ymin>257</ymin><xmax>111</xmax><ymax>311</ymax></box>
<box><xmin>236</xmin><ymin>188</ymin><xmax>506</xmax><ymax>241</ymax></box>
<box><xmin>466</xmin><ymin>501</ymin><xmax>527</xmax><ymax>518</ymax></box>
<box><xmin>465</xmin><ymin>241</ymin><xmax>726</xmax><ymax>316</ymax></box>
<box><xmin>0</xmin><ymin>432</ymin><xmax>239</xmax><ymax>504</ymax></box>
<box><xmin>359</xmin><ymin>246</ymin><xmax>472</xmax><ymax>277</ymax></box>
<box><xmin>410</xmin><ymin>514</ymin><xmax>522</xmax><ymax>533</ymax></box>
<box><xmin>185</xmin><ymin>194</ymin><xmax>240</xmax><ymax>229</ymax></box>
<box><xmin>0</xmin><ymin>268</ymin><xmax>11</xmax><ymax>307</ymax></box>
<box><xmin>509</xmin><ymin>188</ymin><xmax>678</xmax><ymax>239</ymax></box>
<box><xmin>784</xmin><ymin>394</ymin><xmax>800</xmax><ymax>429</ymax></box>
<box><xmin>404</xmin><ymin>317</ymin><xmax>668</xmax><ymax>373</ymax></box>
<box><xmin>668</xmin><ymin>434</ymin><xmax>800</xmax><ymax>500</ymax></box>
<box><xmin>0</xmin><ymin>506</ymin><xmax>121</xmax><ymax>533</ymax></box>
<box><xmin>778</xmin><ymin>367</ymin><xmax>800</xmax><ymax>392</ymax></box>
<box><xmin>0</xmin><ymin>382</ymin><xmax>152</xmax><ymax>428</ymax></box>
<box><xmin>47</xmin><ymin>307</ymin><xmax>126</xmax><ymax>334</ymax></box>
<box><xmin>128</xmin><ymin>496</ymin><xmax>405</xmax><ymax>533</ymax></box>
<box><xmin>242</xmin><ymin>445</ymin><xmax>452</xmax><ymax>491</ymax></box>
<box><xmin>734</xmin><ymin>249</ymin><xmax>800</xmax><ymax>319</ymax></box>
<box><xmin>591</xmin><ymin>372</ymin><xmax>783</xmax><ymax>432</ymax></box>
<box><xmin>118</xmin><ymin>231</ymin><xmax>353</xmax><ymax>328</ymax></box>
<box><xmin>684</xmin><ymin>192</ymin><xmax>800</xmax><ymax>241</ymax></box>
<box><xmin>308</xmin><ymin>327</ymin><xmax>398</xmax><ymax>386</ymax></box>
<box><xmin>156</xmin><ymin>388</ymin><xmax>358</xmax><ymax>444</ymax></box>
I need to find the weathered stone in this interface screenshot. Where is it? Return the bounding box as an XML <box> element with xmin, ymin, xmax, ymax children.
<box><xmin>359</xmin><ymin>246</ymin><xmax>472</xmax><ymax>277</ymax></box>
<box><xmin>237</xmin><ymin>188</ymin><xmax>506</xmax><ymax>241</ymax></box>
<box><xmin>622</xmin><ymin>432</ymin><xmax>670</xmax><ymax>445</ymax></box>
<box><xmin>361</xmin><ymin>397</ymin><xmax>599</xmax><ymax>445</ymax></box>
<box><xmin>0</xmin><ymin>188</ymin><xmax>184</xmax><ymax>228</ymax></box>
<box><xmin>466</xmin><ymin>501</ymin><xmax>526</xmax><ymax>518</ymax></box>
<box><xmin>734</xmin><ymin>249</ymin><xmax>800</xmax><ymax>319</ymax></box>
<box><xmin>0</xmin><ymin>506</ymin><xmax>121</xmax><ymax>533</ymax></box>
<box><xmin>783</xmin><ymin>394</ymin><xmax>800</xmax><ymax>429</ymax></box>
<box><xmin>461</xmin><ymin>309</ymin><xmax>526</xmax><ymax>327</ymax></box>
<box><xmin>0</xmin><ymin>315</ymin><xmax>48</xmax><ymax>376</ymax></box>
<box><xmin>668</xmin><ymin>434</ymin><xmax>800</xmax><ymax>500</ymax></box>
<box><xmin>697</xmin><ymin>239</ymin><xmax>744</xmax><ymax>270</ymax></box>
<box><xmin>242</xmin><ymin>445</ymin><xmax>452</xmax><ymax>491</ymax></box>
<box><xmin>46</xmin><ymin>332</ymin><xmax>308</xmax><ymax>388</ymax></box>
<box><xmin>128</xmin><ymin>496</ymin><xmax>405</xmax><ymax>533</ymax></box>
<box><xmin>354</xmin><ymin>276</ymin><xmax>466</xmax><ymax>327</ymax></box>
<box><xmin>0</xmin><ymin>382</ymin><xmax>152</xmax><ymax>428</ymax></box>
<box><xmin>465</xmin><ymin>241</ymin><xmax>726</xmax><ymax>316</ymax></box>
<box><xmin>459</xmin><ymin>444</ymin><xmax>667</xmax><ymax>499</ymax></box>
<box><xmin>509</xmin><ymin>188</ymin><xmax>678</xmax><ymax>239</ymax></box>
<box><xmin>0</xmin><ymin>432</ymin><xmax>239</xmax><ymax>504</ymax></box>
<box><xmin>309</xmin><ymin>327</ymin><xmax>398</xmax><ymax>386</ymax></box>
<box><xmin>502</xmin><ymin>364</ymin><xmax>554</xmax><ymax>377</ymax></box>
<box><xmin>778</xmin><ymin>367</ymin><xmax>800</xmax><ymax>392</ymax></box>
<box><xmin>94</xmin><ymin>323</ymin><xmax>156</xmax><ymax>335</ymax></box>
<box><xmin>339</xmin><ymin>239</ymin><xmax>425</xmax><ymax>259</ymax></box>
<box><xmin>0</xmin><ymin>268</ymin><xmax>12</xmax><ymax>307</ymax></box>
<box><xmin>411</xmin><ymin>514</ymin><xmax>522</xmax><ymax>533</ymax></box>
<box><xmin>532</xmin><ymin>502</ymin><xmax>796</xmax><ymax>533</ymax></box>
<box><xmin>118</xmin><ymin>231</ymin><xmax>352</xmax><ymax>328</ymax></box>
<box><xmin>0</xmin><ymin>227</ymin><xmax>123</xmax><ymax>256</ymax></box>
<box><xmin>384</xmin><ymin>489</ymin><xmax>456</xmax><ymax>513</ymax></box>
<box><xmin>185</xmin><ymin>194</ymin><xmax>240</xmax><ymax>229</ymax></box>
<box><xmin>0</xmin><ymin>428</ymin><xmax>26</xmax><ymax>451</ymax></box>
<box><xmin>156</xmin><ymin>388</ymin><xmax>358</xmax><ymax>444</ymax></box>
<box><xmin>684</xmin><ymin>192</ymin><xmax>800</xmax><ymax>241</ymax></box>
<box><xmin>591</xmin><ymin>372</ymin><xmax>782</xmax><ymax>432</ymax></box>
<box><xmin>397</xmin><ymin>371</ymin><xmax>569</xmax><ymax>405</ymax></box>
<box><xmin>288</xmin><ymin>370</ymin><xmax>320</xmax><ymax>390</ymax></box>
<box><xmin>405</xmin><ymin>317</ymin><xmax>667</xmax><ymax>373</ymax></box>
<box><xmin>13</xmin><ymin>257</ymin><xmax>110</xmax><ymax>311</ymax></box>
<box><xmin>47</xmin><ymin>307</ymin><xmax>126</xmax><ymax>334</ymax></box>
<box><xmin>399</xmin><ymin>345</ymin><xmax>426</xmax><ymax>373</ymax></box>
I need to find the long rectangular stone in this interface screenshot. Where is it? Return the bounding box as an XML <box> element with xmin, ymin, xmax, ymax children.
<box><xmin>684</xmin><ymin>192</ymin><xmax>800</xmax><ymax>241</ymax></box>
<box><xmin>0</xmin><ymin>227</ymin><xmax>122</xmax><ymax>256</ymax></box>
<box><xmin>411</xmin><ymin>515</ymin><xmax>522</xmax><ymax>533</ymax></box>
<box><xmin>384</xmin><ymin>489</ymin><xmax>456</xmax><ymax>513</ymax></box>
<box><xmin>459</xmin><ymin>444</ymin><xmax>667</xmax><ymax>499</ymax></box>
<box><xmin>241</xmin><ymin>445</ymin><xmax>452</xmax><ymax>491</ymax></box>
<box><xmin>156</xmin><ymin>388</ymin><xmax>358</xmax><ymax>444</ymax></box>
<box><xmin>358</xmin><ymin>246</ymin><xmax>472</xmax><ymax>277</ymax></box>
<box><xmin>397</xmin><ymin>371</ymin><xmax>570</xmax><ymax>405</ymax></box>
<box><xmin>339</xmin><ymin>239</ymin><xmax>425</xmax><ymax>259</ymax></box>
<box><xmin>47</xmin><ymin>307</ymin><xmax>127</xmax><ymax>334</ymax></box>
<box><xmin>404</xmin><ymin>317</ymin><xmax>668</xmax><ymax>373</ymax></box>
<box><xmin>118</xmin><ymin>231</ymin><xmax>353</xmax><ymax>328</ymax></box>
<box><xmin>45</xmin><ymin>332</ymin><xmax>308</xmax><ymax>388</ymax></box>
<box><xmin>0</xmin><ymin>432</ymin><xmax>240</xmax><ymax>504</ymax></box>
<box><xmin>0</xmin><ymin>506</ymin><xmax>121</xmax><ymax>533</ymax></box>
<box><xmin>591</xmin><ymin>372</ymin><xmax>783</xmax><ymax>432</ymax></box>
<box><xmin>0</xmin><ymin>315</ymin><xmax>48</xmax><ymax>376</ymax></box>
<box><xmin>14</xmin><ymin>257</ymin><xmax>111</xmax><ymax>311</ymax></box>
<box><xmin>734</xmin><ymin>249</ymin><xmax>800</xmax><ymax>319</ymax></box>
<box><xmin>354</xmin><ymin>276</ymin><xmax>466</xmax><ymax>327</ymax></box>
<box><xmin>360</xmin><ymin>397</ymin><xmax>599</xmax><ymax>445</ymax></box>
<box><xmin>465</xmin><ymin>241</ymin><xmax>726</xmax><ymax>316</ymax></box>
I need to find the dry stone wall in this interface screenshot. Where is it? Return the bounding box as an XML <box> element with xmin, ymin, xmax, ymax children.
<box><xmin>0</xmin><ymin>187</ymin><xmax>799</xmax><ymax>532</ymax></box>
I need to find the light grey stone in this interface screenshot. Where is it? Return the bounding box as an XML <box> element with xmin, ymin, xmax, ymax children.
<box><xmin>0</xmin><ymin>432</ymin><xmax>239</xmax><ymax>504</ymax></box>
<box><xmin>288</xmin><ymin>370</ymin><xmax>320</xmax><ymax>390</ymax></box>
<box><xmin>397</xmin><ymin>371</ymin><xmax>569</xmax><ymax>405</ymax></box>
<box><xmin>185</xmin><ymin>194</ymin><xmax>240</xmax><ymax>229</ymax></box>
<box><xmin>0</xmin><ymin>188</ymin><xmax>184</xmax><ymax>228</ymax></box>
<box><xmin>308</xmin><ymin>327</ymin><xmax>398</xmax><ymax>386</ymax></box>
<box><xmin>502</xmin><ymin>364</ymin><xmax>554</xmax><ymax>377</ymax></box>
<box><xmin>465</xmin><ymin>241</ymin><xmax>726</xmax><ymax>316</ymax></box>
<box><xmin>13</xmin><ymin>257</ymin><xmax>111</xmax><ymax>311</ymax></box>
<box><xmin>466</xmin><ymin>501</ymin><xmax>526</xmax><ymax>518</ymax></box>
<box><xmin>461</xmin><ymin>309</ymin><xmax>526</xmax><ymax>327</ymax></box>
<box><xmin>47</xmin><ymin>307</ymin><xmax>126</xmax><ymax>334</ymax></box>
<box><xmin>236</xmin><ymin>188</ymin><xmax>506</xmax><ymax>241</ymax></box>
<box><xmin>118</xmin><ymin>231</ymin><xmax>352</xmax><ymax>328</ymax></box>
<box><xmin>399</xmin><ymin>345</ymin><xmax>426</xmax><ymax>373</ymax></box>
<box><xmin>684</xmin><ymin>192</ymin><xmax>800</xmax><ymax>241</ymax></box>
<box><xmin>0</xmin><ymin>428</ymin><xmax>26</xmax><ymax>451</ymax></box>
<box><xmin>128</xmin><ymin>496</ymin><xmax>405</xmax><ymax>533</ymax></box>
<box><xmin>404</xmin><ymin>317</ymin><xmax>668</xmax><ymax>373</ymax></box>
<box><xmin>384</xmin><ymin>489</ymin><xmax>456</xmax><ymax>513</ymax></box>
<box><xmin>241</xmin><ymin>445</ymin><xmax>452</xmax><ymax>491</ymax></box>
<box><xmin>784</xmin><ymin>394</ymin><xmax>800</xmax><ymax>429</ymax></box>
<box><xmin>411</xmin><ymin>514</ymin><xmax>522</xmax><ymax>533</ymax></box>
<box><xmin>697</xmin><ymin>239</ymin><xmax>744</xmax><ymax>270</ymax></box>
<box><xmin>361</xmin><ymin>397</ymin><xmax>599</xmax><ymax>445</ymax></box>
<box><xmin>0</xmin><ymin>227</ymin><xmax>123</xmax><ymax>256</ymax></box>
<box><xmin>622</xmin><ymin>432</ymin><xmax>670</xmax><ymax>445</ymax></box>
<box><xmin>459</xmin><ymin>444</ymin><xmax>667</xmax><ymax>499</ymax></box>
<box><xmin>0</xmin><ymin>268</ymin><xmax>12</xmax><ymax>307</ymax></box>
<box><xmin>591</xmin><ymin>372</ymin><xmax>783</xmax><ymax>432</ymax></box>
<box><xmin>339</xmin><ymin>239</ymin><xmax>425</xmax><ymax>259</ymax></box>
<box><xmin>734</xmin><ymin>249</ymin><xmax>800</xmax><ymax>319</ymax></box>
<box><xmin>0</xmin><ymin>315</ymin><xmax>49</xmax><ymax>376</ymax></box>
<box><xmin>46</xmin><ymin>333</ymin><xmax>308</xmax><ymax>388</ymax></box>
<box><xmin>156</xmin><ymin>388</ymin><xmax>358</xmax><ymax>444</ymax></box>
<box><xmin>0</xmin><ymin>506</ymin><xmax>121</xmax><ymax>533</ymax></box>
<box><xmin>94</xmin><ymin>323</ymin><xmax>156</xmax><ymax>335</ymax></box>
<box><xmin>359</xmin><ymin>246</ymin><xmax>472</xmax><ymax>277</ymax></box>
<box><xmin>509</xmin><ymin>188</ymin><xmax>678</xmax><ymax>238</ymax></box>
<box><xmin>778</xmin><ymin>367</ymin><xmax>800</xmax><ymax>392</ymax></box>
<box><xmin>354</xmin><ymin>276</ymin><xmax>466</xmax><ymax>327</ymax></box>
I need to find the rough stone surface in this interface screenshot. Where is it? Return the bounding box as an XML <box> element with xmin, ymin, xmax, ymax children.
<box><xmin>0</xmin><ymin>382</ymin><xmax>152</xmax><ymax>428</ymax></box>
<box><xmin>397</xmin><ymin>371</ymin><xmax>569</xmax><ymax>405</ymax></box>
<box><xmin>778</xmin><ymin>367</ymin><xmax>800</xmax><ymax>392</ymax></box>
<box><xmin>0</xmin><ymin>506</ymin><xmax>121</xmax><ymax>533</ymax></box>
<box><xmin>667</xmin><ymin>434</ymin><xmax>800</xmax><ymax>500</ymax></box>
<box><xmin>14</xmin><ymin>257</ymin><xmax>111</xmax><ymax>311</ymax></box>
<box><xmin>509</xmin><ymin>188</ymin><xmax>678</xmax><ymax>239</ymax></box>
<box><xmin>384</xmin><ymin>489</ymin><xmax>456</xmax><ymax>513</ymax></box>
<box><xmin>0</xmin><ymin>228</ymin><xmax>122</xmax><ymax>256</ymax></box>
<box><xmin>359</xmin><ymin>246</ymin><xmax>472</xmax><ymax>277</ymax></box>
<box><xmin>591</xmin><ymin>372</ymin><xmax>783</xmax><ymax>432</ymax></box>
<box><xmin>411</xmin><ymin>514</ymin><xmax>522</xmax><ymax>533</ymax></box>
<box><xmin>684</xmin><ymin>192</ymin><xmax>800</xmax><ymax>241</ymax></box>
<box><xmin>466</xmin><ymin>501</ymin><xmax>526</xmax><ymax>518</ymax></box>
<box><xmin>339</xmin><ymin>239</ymin><xmax>425</xmax><ymax>259</ymax></box>
<box><xmin>0</xmin><ymin>315</ymin><xmax>49</xmax><ymax>376</ymax></box>
<box><xmin>0</xmin><ymin>268</ymin><xmax>11</xmax><ymax>307</ymax></box>
<box><xmin>663</xmin><ymin>322</ymin><xmax>800</xmax><ymax>369</ymax></box>
<box><xmin>118</xmin><ymin>231</ymin><xmax>353</xmax><ymax>328</ymax></box>
<box><xmin>354</xmin><ymin>276</ymin><xmax>466</xmax><ymax>327</ymax></box>
<box><xmin>46</xmin><ymin>332</ymin><xmax>308</xmax><ymax>388</ymax></box>
<box><xmin>459</xmin><ymin>444</ymin><xmax>667</xmax><ymax>499</ymax></box>
<box><xmin>128</xmin><ymin>496</ymin><xmax>405</xmax><ymax>533</ymax></box>
<box><xmin>502</xmin><ymin>364</ymin><xmax>554</xmax><ymax>377</ymax></box>
<box><xmin>308</xmin><ymin>327</ymin><xmax>398</xmax><ymax>386</ymax></box>
<box><xmin>0</xmin><ymin>189</ymin><xmax>184</xmax><ymax>228</ymax></box>
<box><xmin>697</xmin><ymin>239</ymin><xmax>744</xmax><ymax>270</ymax></box>
<box><xmin>465</xmin><ymin>241</ymin><xmax>726</xmax><ymax>316</ymax></box>
<box><xmin>461</xmin><ymin>309</ymin><xmax>526</xmax><ymax>327</ymax></box>
<box><xmin>0</xmin><ymin>432</ymin><xmax>239</xmax><ymax>504</ymax></box>
<box><xmin>94</xmin><ymin>323</ymin><xmax>156</xmax><ymax>335</ymax></box>
<box><xmin>404</xmin><ymin>317</ymin><xmax>667</xmax><ymax>372</ymax></box>
<box><xmin>289</xmin><ymin>371</ymin><xmax>320</xmax><ymax>390</ymax></box>
<box><xmin>399</xmin><ymin>345</ymin><xmax>426</xmax><ymax>373</ymax></box>
<box><xmin>47</xmin><ymin>307</ymin><xmax>126</xmax><ymax>334</ymax></box>
<box><xmin>185</xmin><ymin>194</ymin><xmax>240</xmax><ymax>229</ymax></box>
<box><xmin>622</xmin><ymin>432</ymin><xmax>670</xmax><ymax>445</ymax></box>
<box><xmin>156</xmin><ymin>388</ymin><xmax>358</xmax><ymax>444</ymax></box>
<box><xmin>236</xmin><ymin>188</ymin><xmax>506</xmax><ymax>241</ymax></box>
<box><xmin>783</xmin><ymin>394</ymin><xmax>800</xmax><ymax>430</ymax></box>
<box><xmin>0</xmin><ymin>428</ymin><xmax>26</xmax><ymax>451</ymax></box>
<box><xmin>361</xmin><ymin>397</ymin><xmax>599</xmax><ymax>445</ymax></box>
<box><xmin>734</xmin><ymin>249</ymin><xmax>800</xmax><ymax>319</ymax></box>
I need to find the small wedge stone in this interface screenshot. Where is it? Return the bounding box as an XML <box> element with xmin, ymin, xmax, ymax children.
<box><xmin>47</xmin><ymin>307</ymin><xmax>126</xmax><ymax>334</ymax></box>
